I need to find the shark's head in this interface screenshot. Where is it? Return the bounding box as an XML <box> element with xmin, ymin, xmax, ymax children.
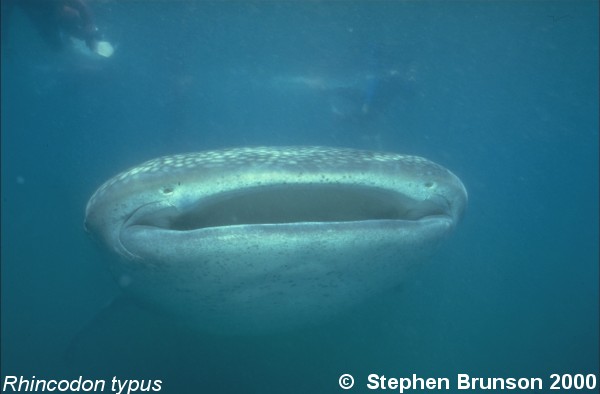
<box><xmin>85</xmin><ymin>146</ymin><xmax>467</xmax><ymax>333</ymax></box>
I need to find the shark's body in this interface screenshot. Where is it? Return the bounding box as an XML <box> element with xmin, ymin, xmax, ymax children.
<box><xmin>85</xmin><ymin>146</ymin><xmax>467</xmax><ymax>333</ymax></box>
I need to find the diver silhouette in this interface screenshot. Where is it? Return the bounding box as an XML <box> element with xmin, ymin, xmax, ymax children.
<box><xmin>322</xmin><ymin>66</ymin><xmax>416</xmax><ymax>127</ymax></box>
<box><xmin>5</xmin><ymin>0</ymin><xmax>112</xmax><ymax>56</ymax></box>
<box><xmin>322</xmin><ymin>44</ymin><xmax>416</xmax><ymax>124</ymax></box>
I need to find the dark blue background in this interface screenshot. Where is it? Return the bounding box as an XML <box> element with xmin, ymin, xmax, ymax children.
<box><xmin>2</xmin><ymin>1</ymin><xmax>598</xmax><ymax>393</ymax></box>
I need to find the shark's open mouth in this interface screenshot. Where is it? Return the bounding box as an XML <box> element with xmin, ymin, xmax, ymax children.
<box><xmin>127</xmin><ymin>185</ymin><xmax>450</xmax><ymax>231</ymax></box>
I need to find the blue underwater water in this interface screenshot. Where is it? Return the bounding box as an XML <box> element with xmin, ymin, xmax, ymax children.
<box><xmin>1</xmin><ymin>1</ymin><xmax>598</xmax><ymax>393</ymax></box>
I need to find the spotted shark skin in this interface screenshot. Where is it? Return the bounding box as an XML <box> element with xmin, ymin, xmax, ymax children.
<box><xmin>85</xmin><ymin>146</ymin><xmax>467</xmax><ymax>333</ymax></box>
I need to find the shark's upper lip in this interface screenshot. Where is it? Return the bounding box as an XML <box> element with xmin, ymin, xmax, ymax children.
<box><xmin>124</xmin><ymin>184</ymin><xmax>452</xmax><ymax>232</ymax></box>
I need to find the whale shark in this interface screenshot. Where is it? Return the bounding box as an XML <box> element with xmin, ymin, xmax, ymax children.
<box><xmin>85</xmin><ymin>146</ymin><xmax>467</xmax><ymax>334</ymax></box>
